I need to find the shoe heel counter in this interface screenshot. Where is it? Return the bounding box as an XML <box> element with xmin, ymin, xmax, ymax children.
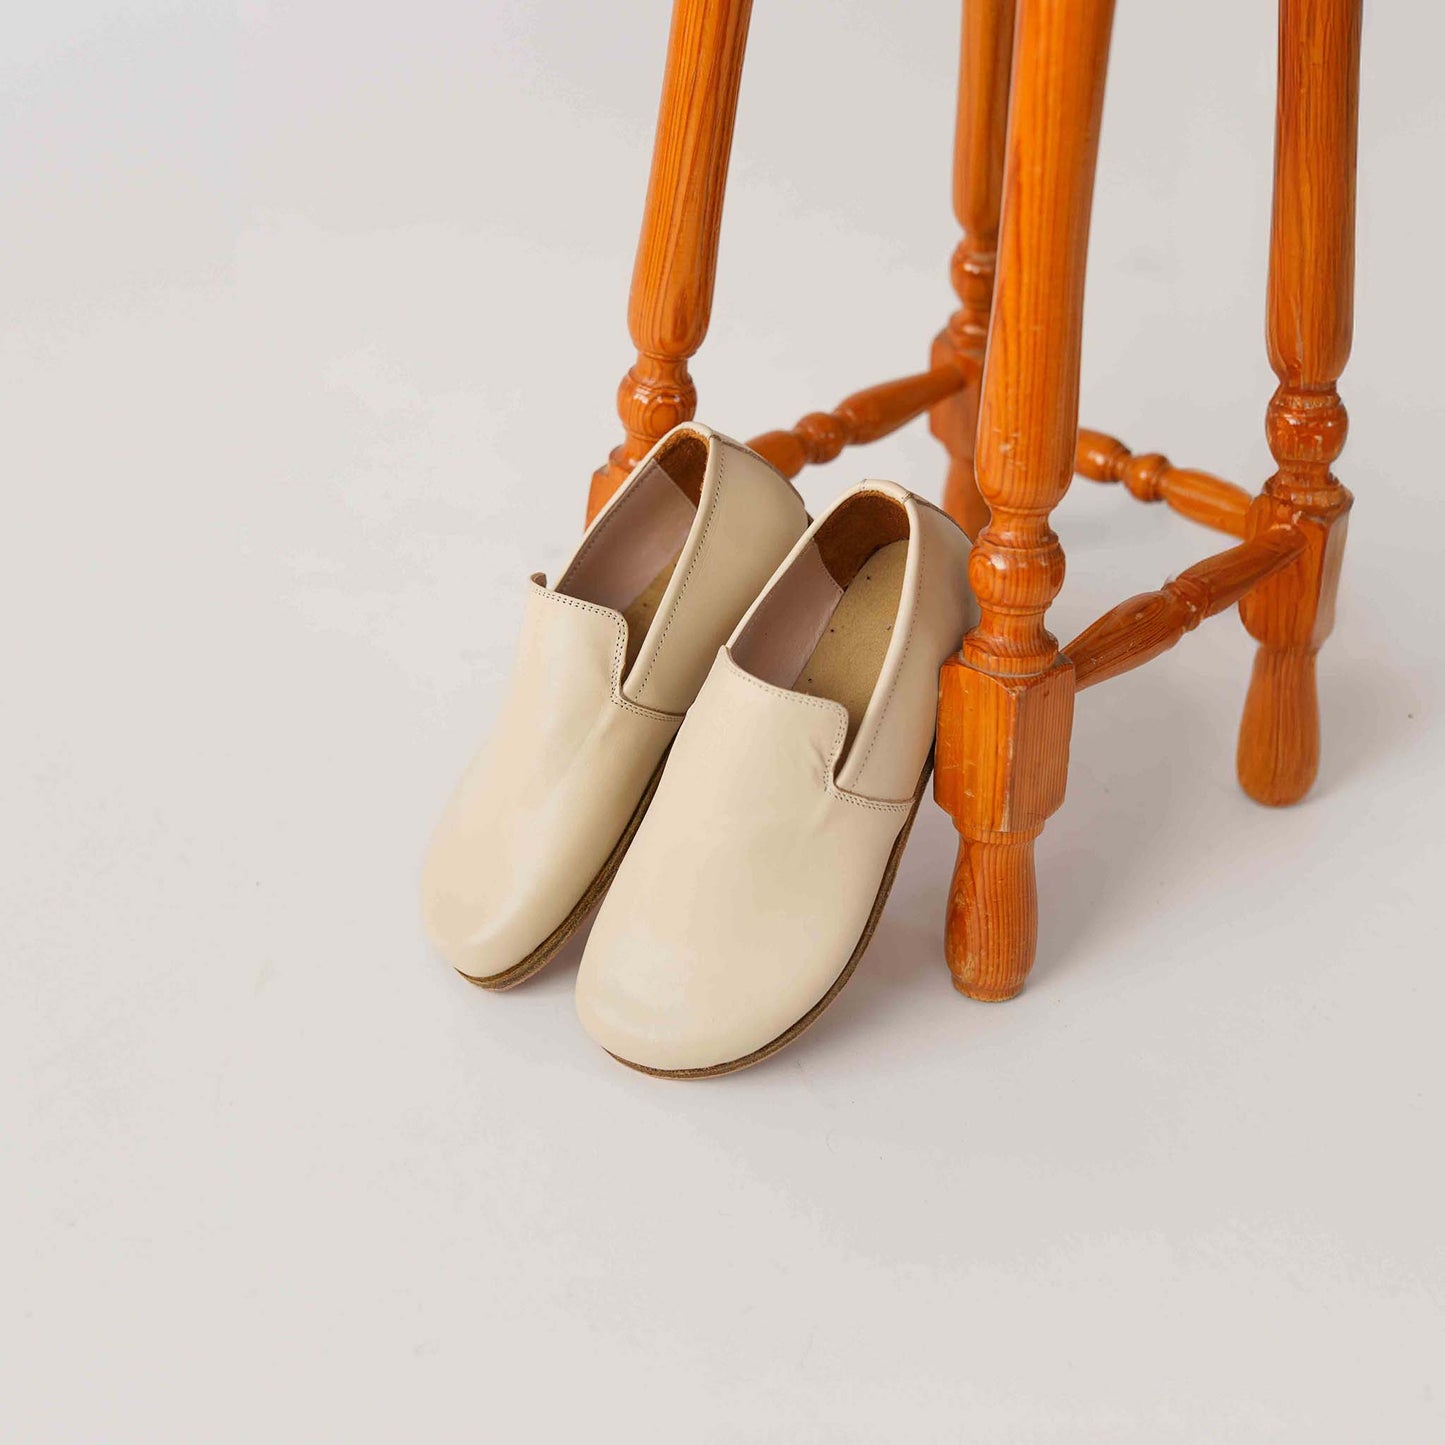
<box><xmin>919</xmin><ymin>498</ymin><xmax>980</xmax><ymax>654</ymax></box>
<box><xmin>624</xmin><ymin>433</ymin><xmax>808</xmax><ymax>714</ymax></box>
<box><xmin>713</xmin><ymin>433</ymin><xmax>811</xmax><ymax>569</ymax></box>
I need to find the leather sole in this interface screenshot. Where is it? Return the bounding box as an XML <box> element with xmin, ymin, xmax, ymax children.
<box><xmin>457</xmin><ymin>749</ymin><xmax>671</xmax><ymax>992</ymax></box>
<box><xmin>607</xmin><ymin>751</ymin><xmax>934</xmax><ymax>1078</ymax></box>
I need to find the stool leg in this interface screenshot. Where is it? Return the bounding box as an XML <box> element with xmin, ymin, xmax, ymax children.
<box><xmin>930</xmin><ymin>0</ymin><xmax>1015</xmax><ymax>541</ymax></box>
<box><xmin>934</xmin><ymin>0</ymin><xmax>1116</xmax><ymax>1001</ymax></box>
<box><xmin>1237</xmin><ymin>0</ymin><xmax>1361</xmax><ymax>805</ymax></box>
<box><xmin>587</xmin><ymin>0</ymin><xmax>754</xmax><ymax>522</ymax></box>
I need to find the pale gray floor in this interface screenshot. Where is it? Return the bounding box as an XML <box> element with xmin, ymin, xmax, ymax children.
<box><xmin>4</xmin><ymin>2</ymin><xmax>1443</xmax><ymax>1440</ymax></box>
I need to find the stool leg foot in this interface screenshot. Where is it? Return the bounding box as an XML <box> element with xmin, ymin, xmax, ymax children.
<box><xmin>935</xmin><ymin>657</ymin><xmax>1076</xmax><ymax>1002</ymax></box>
<box><xmin>1238</xmin><ymin>645</ymin><xmax>1319</xmax><ymax>807</ymax></box>
<box><xmin>946</xmin><ymin>832</ymin><xmax>1039</xmax><ymax>1001</ymax></box>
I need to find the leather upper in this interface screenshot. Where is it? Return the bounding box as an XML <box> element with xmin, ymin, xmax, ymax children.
<box><xmin>621</xmin><ymin>430</ymin><xmax>809</xmax><ymax>714</ymax></box>
<box><xmin>575</xmin><ymin>482</ymin><xmax>978</xmax><ymax>1071</ymax></box>
<box><xmin>733</xmin><ymin>479</ymin><xmax>978</xmax><ymax>799</ymax></box>
<box><xmin>422</xmin><ymin>425</ymin><xmax>808</xmax><ymax>980</ymax></box>
<box><xmin>422</xmin><ymin>580</ymin><xmax>679</xmax><ymax>978</ymax></box>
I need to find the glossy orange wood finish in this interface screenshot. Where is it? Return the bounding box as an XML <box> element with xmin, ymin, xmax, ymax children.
<box><xmin>1066</xmin><ymin>531</ymin><xmax>1304</xmax><ymax>691</ymax></box>
<box><xmin>935</xmin><ymin>0</ymin><xmax>1116</xmax><ymax>1002</ymax></box>
<box><xmin>1076</xmin><ymin>429</ymin><xmax>1252</xmax><ymax>537</ymax></box>
<box><xmin>595</xmin><ymin>0</ymin><xmax>1362</xmax><ymax>1009</ymax></box>
<box><xmin>748</xmin><ymin>364</ymin><xmax>967</xmax><ymax>480</ymax></box>
<box><xmin>587</xmin><ymin>0</ymin><xmax>754</xmax><ymax>522</ymax></box>
<box><xmin>1237</xmin><ymin>0</ymin><xmax>1360</xmax><ymax>805</ymax></box>
<box><xmin>931</xmin><ymin>0</ymin><xmax>1015</xmax><ymax>541</ymax></box>
<box><xmin>935</xmin><ymin>656</ymin><xmax>1074</xmax><ymax>1001</ymax></box>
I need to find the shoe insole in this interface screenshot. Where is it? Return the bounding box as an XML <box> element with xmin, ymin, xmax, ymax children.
<box><xmin>622</xmin><ymin>553</ymin><xmax>682</xmax><ymax>671</ymax></box>
<box><xmin>793</xmin><ymin>539</ymin><xmax>908</xmax><ymax>752</ymax></box>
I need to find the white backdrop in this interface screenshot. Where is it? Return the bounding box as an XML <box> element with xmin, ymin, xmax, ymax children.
<box><xmin>4</xmin><ymin>2</ymin><xmax>1443</xmax><ymax>1440</ymax></box>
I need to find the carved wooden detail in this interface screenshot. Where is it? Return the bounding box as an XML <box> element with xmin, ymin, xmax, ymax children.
<box><xmin>1075</xmin><ymin>429</ymin><xmax>1252</xmax><ymax>537</ymax></box>
<box><xmin>593</xmin><ymin>0</ymin><xmax>1364</xmax><ymax>1011</ymax></box>
<box><xmin>1237</xmin><ymin>0</ymin><xmax>1360</xmax><ymax>806</ymax></box>
<box><xmin>587</xmin><ymin>0</ymin><xmax>754</xmax><ymax>522</ymax></box>
<box><xmin>1066</xmin><ymin>530</ymin><xmax>1304</xmax><ymax>691</ymax></box>
<box><xmin>747</xmin><ymin>365</ymin><xmax>967</xmax><ymax>480</ymax></box>
<box><xmin>930</xmin><ymin>0</ymin><xmax>1015</xmax><ymax>540</ymax></box>
<box><xmin>936</xmin><ymin>0</ymin><xmax>1116</xmax><ymax>1004</ymax></box>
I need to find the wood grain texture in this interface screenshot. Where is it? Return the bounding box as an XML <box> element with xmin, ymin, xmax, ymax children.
<box><xmin>748</xmin><ymin>365</ymin><xmax>967</xmax><ymax>480</ymax></box>
<box><xmin>1237</xmin><ymin>0</ymin><xmax>1360</xmax><ymax>805</ymax></box>
<box><xmin>936</xmin><ymin>660</ymin><xmax>1075</xmax><ymax>1000</ymax></box>
<box><xmin>587</xmin><ymin>0</ymin><xmax>754</xmax><ymax>521</ymax></box>
<box><xmin>1066</xmin><ymin>530</ymin><xmax>1304</xmax><ymax>691</ymax></box>
<box><xmin>1075</xmin><ymin>429</ymin><xmax>1253</xmax><ymax>537</ymax></box>
<box><xmin>930</xmin><ymin>0</ymin><xmax>1015</xmax><ymax>540</ymax></box>
<box><xmin>581</xmin><ymin>0</ymin><xmax>1363</xmax><ymax>1008</ymax></box>
<box><xmin>935</xmin><ymin>0</ymin><xmax>1115</xmax><ymax>1002</ymax></box>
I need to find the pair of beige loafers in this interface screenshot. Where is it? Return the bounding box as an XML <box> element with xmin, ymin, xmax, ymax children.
<box><xmin>422</xmin><ymin>424</ymin><xmax>978</xmax><ymax>1077</ymax></box>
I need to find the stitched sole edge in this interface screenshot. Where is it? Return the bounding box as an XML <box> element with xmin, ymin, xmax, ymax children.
<box><xmin>457</xmin><ymin>748</ymin><xmax>671</xmax><ymax>993</ymax></box>
<box><xmin>607</xmin><ymin>750</ymin><xmax>934</xmax><ymax>1078</ymax></box>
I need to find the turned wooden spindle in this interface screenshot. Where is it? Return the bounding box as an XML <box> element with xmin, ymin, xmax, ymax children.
<box><xmin>1065</xmin><ymin>530</ymin><xmax>1304</xmax><ymax>690</ymax></box>
<box><xmin>587</xmin><ymin>0</ymin><xmax>754</xmax><ymax>522</ymax></box>
<box><xmin>748</xmin><ymin>365</ymin><xmax>966</xmax><ymax>480</ymax></box>
<box><xmin>930</xmin><ymin>0</ymin><xmax>1015</xmax><ymax>540</ymax></box>
<box><xmin>1075</xmin><ymin>430</ymin><xmax>1253</xmax><ymax>537</ymax></box>
<box><xmin>579</xmin><ymin>0</ymin><xmax>1366</xmax><ymax>1011</ymax></box>
<box><xmin>934</xmin><ymin>0</ymin><xmax>1116</xmax><ymax>1002</ymax></box>
<box><xmin>1237</xmin><ymin>0</ymin><xmax>1360</xmax><ymax>806</ymax></box>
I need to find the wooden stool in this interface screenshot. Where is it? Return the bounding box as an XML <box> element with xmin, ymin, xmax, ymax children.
<box><xmin>585</xmin><ymin>0</ymin><xmax>1361</xmax><ymax>1000</ymax></box>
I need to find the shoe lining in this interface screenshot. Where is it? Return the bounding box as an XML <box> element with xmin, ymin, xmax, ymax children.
<box><xmin>621</xmin><ymin>555</ymin><xmax>681</xmax><ymax>670</ymax></box>
<box><xmin>555</xmin><ymin>431</ymin><xmax>708</xmax><ymax>669</ymax></box>
<box><xmin>792</xmin><ymin>539</ymin><xmax>908</xmax><ymax>750</ymax></box>
<box><xmin>730</xmin><ymin>489</ymin><xmax>911</xmax><ymax>766</ymax></box>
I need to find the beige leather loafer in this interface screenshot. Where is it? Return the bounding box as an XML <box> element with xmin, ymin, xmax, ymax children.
<box><xmin>575</xmin><ymin>480</ymin><xmax>978</xmax><ymax>1074</ymax></box>
<box><xmin>422</xmin><ymin>425</ymin><xmax>808</xmax><ymax>988</ymax></box>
